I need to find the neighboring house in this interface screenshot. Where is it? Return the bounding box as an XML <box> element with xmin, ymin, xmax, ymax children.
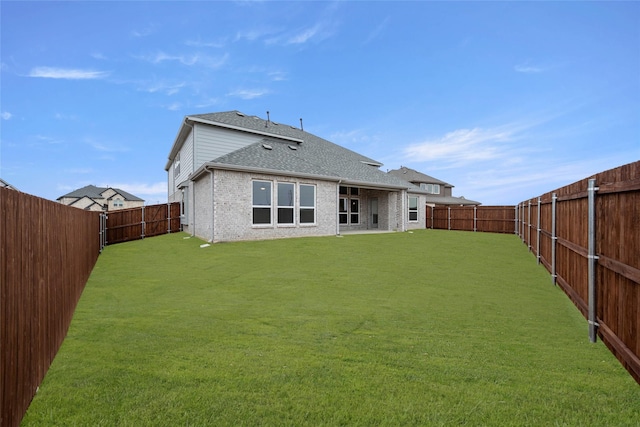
<box><xmin>387</xmin><ymin>166</ymin><xmax>480</xmax><ymax>206</ymax></box>
<box><xmin>0</xmin><ymin>178</ymin><xmax>18</xmax><ymax>190</ymax></box>
<box><xmin>165</xmin><ymin>110</ymin><xmax>429</xmax><ymax>243</ymax></box>
<box><xmin>57</xmin><ymin>185</ymin><xmax>144</xmax><ymax>211</ymax></box>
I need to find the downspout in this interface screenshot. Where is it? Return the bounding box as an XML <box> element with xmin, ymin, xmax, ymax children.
<box><xmin>208</xmin><ymin>168</ymin><xmax>215</xmax><ymax>243</ymax></box>
<box><xmin>191</xmin><ymin>184</ymin><xmax>196</xmax><ymax>237</ymax></box>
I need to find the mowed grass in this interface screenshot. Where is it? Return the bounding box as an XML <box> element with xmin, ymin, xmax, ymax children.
<box><xmin>23</xmin><ymin>230</ymin><xmax>639</xmax><ymax>426</ymax></box>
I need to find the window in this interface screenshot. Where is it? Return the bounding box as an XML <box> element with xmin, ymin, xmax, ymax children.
<box><xmin>408</xmin><ymin>196</ymin><xmax>418</xmax><ymax>222</ymax></box>
<box><xmin>299</xmin><ymin>184</ymin><xmax>316</xmax><ymax>224</ymax></box>
<box><xmin>339</xmin><ymin>186</ymin><xmax>360</xmax><ymax>225</ymax></box>
<box><xmin>339</xmin><ymin>198</ymin><xmax>348</xmax><ymax>224</ymax></box>
<box><xmin>174</xmin><ymin>152</ymin><xmax>181</xmax><ymax>179</ymax></box>
<box><xmin>421</xmin><ymin>183</ymin><xmax>440</xmax><ymax>194</ymax></box>
<box><xmin>277</xmin><ymin>183</ymin><xmax>294</xmax><ymax>225</ymax></box>
<box><xmin>252</xmin><ymin>180</ymin><xmax>272</xmax><ymax>225</ymax></box>
<box><xmin>113</xmin><ymin>198</ymin><xmax>123</xmax><ymax>207</ymax></box>
<box><xmin>350</xmin><ymin>198</ymin><xmax>360</xmax><ymax>224</ymax></box>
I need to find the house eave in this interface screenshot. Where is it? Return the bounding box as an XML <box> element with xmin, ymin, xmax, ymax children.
<box><xmin>191</xmin><ymin>162</ymin><xmax>342</xmax><ymax>183</ymax></box>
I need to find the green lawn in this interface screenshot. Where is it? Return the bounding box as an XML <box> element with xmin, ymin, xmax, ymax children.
<box><xmin>23</xmin><ymin>230</ymin><xmax>639</xmax><ymax>426</ymax></box>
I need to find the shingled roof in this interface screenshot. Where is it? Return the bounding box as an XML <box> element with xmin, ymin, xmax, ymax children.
<box><xmin>187</xmin><ymin>111</ymin><xmax>423</xmax><ymax>191</ymax></box>
<box><xmin>58</xmin><ymin>185</ymin><xmax>144</xmax><ymax>201</ymax></box>
<box><xmin>387</xmin><ymin>166</ymin><xmax>452</xmax><ymax>187</ymax></box>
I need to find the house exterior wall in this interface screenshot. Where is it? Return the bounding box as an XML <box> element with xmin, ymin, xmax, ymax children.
<box><xmin>193</xmin><ymin>124</ymin><xmax>262</xmax><ymax>168</ymax></box>
<box><xmin>191</xmin><ymin>169</ymin><xmax>337</xmax><ymax>243</ymax></box>
<box><xmin>168</xmin><ymin>129</ymin><xmax>194</xmax><ymax>204</ymax></box>
<box><xmin>406</xmin><ymin>193</ymin><xmax>427</xmax><ymax>230</ymax></box>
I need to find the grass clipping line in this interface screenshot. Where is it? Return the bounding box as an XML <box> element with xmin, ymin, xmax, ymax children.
<box><xmin>23</xmin><ymin>230</ymin><xmax>640</xmax><ymax>426</ymax></box>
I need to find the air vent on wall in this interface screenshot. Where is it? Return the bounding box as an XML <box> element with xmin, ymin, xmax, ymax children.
<box><xmin>262</xmin><ymin>143</ymin><xmax>273</xmax><ymax>150</ymax></box>
<box><xmin>288</xmin><ymin>145</ymin><xmax>297</xmax><ymax>150</ymax></box>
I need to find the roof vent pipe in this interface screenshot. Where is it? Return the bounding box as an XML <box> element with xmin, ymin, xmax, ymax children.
<box><xmin>300</xmin><ymin>118</ymin><xmax>304</xmax><ymax>131</ymax></box>
<box><xmin>266</xmin><ymin>111</ymin><xmax>270</xmax><ymax>127</ymax></box>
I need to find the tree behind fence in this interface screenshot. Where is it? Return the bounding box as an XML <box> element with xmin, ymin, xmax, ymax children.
<box><xmin>1</xmin><ymin>187</ymin><xmax>101</xmax><ymax>427</ymax></box>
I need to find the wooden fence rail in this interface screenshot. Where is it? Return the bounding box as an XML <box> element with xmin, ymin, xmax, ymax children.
<box><xmin>105</xmin><ymin>202</ymin><xmax>181</xmax><ymax>245</ymax></box>
<box><xmin>1</xmin><ymin>188</ymin><xmax>101</xmax><ymax>427</ymax></box>
<box><xmin>518</xmin><ymin>160</ymin><xmax>640</xmax><ymax>384</ymax></box>
<box><xmin>426</xmin><ymin>161</ymin><xmax>639</xmax><ymax>384</ymax></box>
<box><xmin>427</xmin><ymin>205</ymin><xmax>516</xmax><ymax>234</ymax></box>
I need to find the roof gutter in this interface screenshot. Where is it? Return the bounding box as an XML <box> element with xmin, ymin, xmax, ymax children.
<box><xmin>192</xmin><ymin>162</ymin><xmax>342</xmax><ymax>183</ymax></box>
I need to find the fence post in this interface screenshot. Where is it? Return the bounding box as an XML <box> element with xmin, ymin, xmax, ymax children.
<box><xmin>536</xmin><ymin>197</ymin><xmax>541</xmax><ymax>264</ymax></box>
<box><xmin>551</xmin><ymin>193</ymin><xmax>557</xmax><ymax>286</ymax></box>
<box><xmin>527</xmin><ymin>200</ymin><xmax>532</xmax><ymax>251</ymax></box>
<box><xmin>514</xmin><ymin>205</ymin><xmax>518</xmax><ymax>235</ymax></box>
<box><xmin>448</xmin><ymin>206</ymin><xmax>451</xmax><ymax>230</ymax></box>
<box><xmin>587</xmin><ymin>178</ymin><xmax>599</xmax><ymax>343</ymax></box>
<box><xmin>167</xmin><ymin>203</ymin><xmax>171</xmax><ymax>234</ymax></box>
<box><xmin>520</xmin><ymin>203</ymin><xmax>525</xmax><ymax>243</ymax></box>
<box><xmin>141</xmin><ymin>205</ymin><xmax>145</xmax><ymax>240</ymax></box>
<box><xmin>473</xmin><ymin>206</ymin><xmax>477</xmax><ymax>232</ymax></box>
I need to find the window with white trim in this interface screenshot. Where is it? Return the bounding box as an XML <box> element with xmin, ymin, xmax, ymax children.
<box><xmin>299</xmin><ymin>184</ymin><xmax>316</xmax><ymax>224</ymax></box>
<box><xmin>113</xmin><ymin>198</ymin><xmax>123</xmax><ymax>207</ymax></box>
<box><xmin>252</xmin><ymin>180</ymin><xmax>272</xmax><ymax>225</ymax></box>
<box><xmin>408</xmin><ymin>196</ymin><xmax>418</xmax><ymax>222</ymax></box>
<box><xmin>421</xmin><ymin>183</ymin><xmax>440</xmax><ymax>194</ymax></box>
<box><xmin>174</xmin><ymin>152</ymin><xmax>181</xmax><ymax>179</ymax></box>
<box><xmin>277</xmin><ymin>182</ymin><xmax>294</xmax><ymax>225</ymax></box>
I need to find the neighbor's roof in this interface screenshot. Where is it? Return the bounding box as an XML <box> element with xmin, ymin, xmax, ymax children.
<box><xmin>0</xmin><ymin>178</ymin><xmax>18</xmax><ymax>190</ymax></box>
<box><xmin>183</xmin><ymin>111</ymin><xmax>426</xmax><ymax>192</ymax></box>
<box><xmin>57</xmin><ymin>185</ymin><xmax>144</xmax><ymax>201</ymax></box>
<box><xmin>426</xmin><ymin>195</ymin><xmax>481</xmax><ymax>206</ymax></box>
<box><xmin>387</xmin><ymin>166</ymin><xmax>452</xmax><ymax>187</ymax></box>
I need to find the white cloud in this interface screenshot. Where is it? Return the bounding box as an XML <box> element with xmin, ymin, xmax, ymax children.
<box><xmin>105</xmin><ymin>182</ymin><xmax>167</xmax><ymax>202</ymax></box>
<box><xmin>514</xmin><ymin>64</ymin><xmax>544</xmax><ymax>73</ymax></box>
<box><xmin>364</xmin><ymin>17</ymin><xmax>390</xmax><ymax>45</ymax></box>
<box><xmin>139</xmin><ymin>51</ymin><xmax>228</xmax><ymax>69</ymax></box>
<box><xmin>1</xmin><ymin>112</ymin><xmax>12</xmax><ymax>120</ymax></box>
<box><xmin>28</xmin><ymin>67</ymin><xmax>110</xmax><ymax>79</ymax></box>
<box><xmin>87</xmin><ymin>139</ymin><xmax>129</xmax><ymax>153</ymax></box>
<box><xmin>227</xmin><ymin>88</ymin><xmax>270</xmax><ymax>99</ymax></box>
<box><xmin>287</xmin><ymin>24</ymin><xmax>322</xmax><ymax>44</ymax></box>
<box><xmin>185</xmin><ymin>37</ymin><xmax>227</xmax><ymax>48</ymax></box>
<box><xmin>403</xmin><ymin>127</ymin><xmax>517</xmax><ymax>166</ymax></box>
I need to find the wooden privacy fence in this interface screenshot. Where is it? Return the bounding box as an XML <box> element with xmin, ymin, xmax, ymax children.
<box><xmin>517</xmin><ymin>160</ymin><xmax>640</xmax><ymax>384</ymax></box>
<box><xmin>105</xmin><ymin>202</ymin><xmax>181</xmax><ymax>245</ymax></box>
<box><xmin>426</xmin><ymin>205</ymin><xmax>516</xmax><ymax>234</ymax></box>
<box><xmin>1</xmin><ymin>187</ymin><xmax>101</xmax><ymax>427</ymax></box>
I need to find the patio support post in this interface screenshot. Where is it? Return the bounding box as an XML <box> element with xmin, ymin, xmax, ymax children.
<box><xmin>587</xmin><ymin>178</ymin><xmax>599</xmax><ymax>343</ymax></box>
<box><xmin>551</xmin><ymin>193</ymin><xmax>557</xmax><ymax>286</ymax></box>
<box><xmin>536</xmin><ymin>197</ymin><xmax>541</xmax><ymax>264</ymax></box>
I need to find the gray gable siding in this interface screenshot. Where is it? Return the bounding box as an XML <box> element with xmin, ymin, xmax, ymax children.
<box><xmin>194</xmin><ymin>124</ymin><xmax>262</xmax><ymax>170</ymax></box>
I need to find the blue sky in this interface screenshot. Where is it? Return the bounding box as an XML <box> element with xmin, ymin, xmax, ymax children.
<box><xmin>1</xmin><ymin>1</ymin><xmax>638</xmax><ymax>205</ymax></box>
